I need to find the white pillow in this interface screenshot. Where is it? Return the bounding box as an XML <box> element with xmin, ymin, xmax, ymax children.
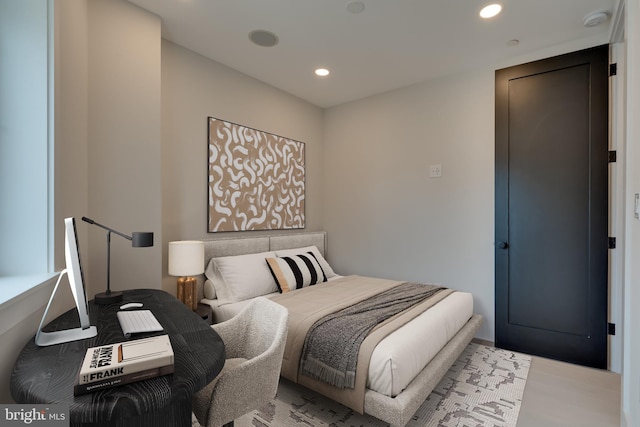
<box><xmin>275</xmin><ymin>246</ymin><xmax>337</xmax><ymax>278</ymax></box>
<box><xmin>203</xmin><ymin>279</ymin><xmax>216</xmax><ymax>300</ymax></box>
<box><xmin>204</xmin><ymin>251</ymin><xmax>278</xmax><ymax>305</ymax></box>
<box><xmin>266</xmin><ymin>252</ymin><xmax>327</xmax><ymax>293</ymax></box>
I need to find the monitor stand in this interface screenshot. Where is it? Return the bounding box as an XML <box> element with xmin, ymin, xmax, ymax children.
<box><xmin>35</xmin><ymin>270</ymin><xmax>97</xmax><ymax>347</ymax></box>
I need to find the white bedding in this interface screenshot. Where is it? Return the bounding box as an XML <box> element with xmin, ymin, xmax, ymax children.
<box><xmin>201</xmin><ymin>285</ymin><xmax>473</xmax><ymax>397</ymax></box>
<box><xmin>368</xmin><ymin>291</ymin><xmax>472</xmax><ymax>396</ymax></box>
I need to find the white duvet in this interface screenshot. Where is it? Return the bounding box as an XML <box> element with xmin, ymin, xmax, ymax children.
<box><xmin>367</xmin><ymin>290</ymin><xmax>473</xmax><ymax>396</ymax></box>
<box><xmin>202</xmin><ymin>287</ymin><xmax>473</xmax><ymax>397</ymax></box>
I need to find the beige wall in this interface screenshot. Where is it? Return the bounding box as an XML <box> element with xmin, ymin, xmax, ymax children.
<box><xmin>324</xmin><ymin>69</ymin><xmax>496</xmax><ymax>340</ymax></box>
<box><xmin>85</xmin><ymin>0</ymin><xmax>162</xmax><ymax>298</ymax></box>
<box><xmin>55</xmin><ymin>0</ymin><xmax>88</xmax><ymax>269</ymax></box>
<box><xmin>160</xmin><ymin>40</ymin><xmax>325</xmax><ymax>294</ymax></box>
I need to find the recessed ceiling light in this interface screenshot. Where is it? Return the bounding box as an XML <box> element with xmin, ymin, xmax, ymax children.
<box><xmin>507</xmin><ymin>39</ymin><xmax>520</xmax><ymax>47</ymax></box>
<box><xmin>315</xmin><ymin>68</ymin><xmax>330</xmax><ymax>77</ymax></box>
<box><xmin>248</xmin><ymin>30</ymin><xmax>279</xmax><ymax>47</ymax></box>
<box><xmin>480</xmin><ymin>4</ymin><xmax>502</xmax><ymax>19</ymax></box>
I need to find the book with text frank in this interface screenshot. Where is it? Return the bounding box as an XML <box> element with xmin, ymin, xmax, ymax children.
<box><xmin>74</xmin><ymin>334</ymin><xmax>174</xmax><ymax>395</ymax></box>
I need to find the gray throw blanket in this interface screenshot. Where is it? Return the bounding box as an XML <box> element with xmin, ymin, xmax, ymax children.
<box><xmin>299</xmin><ymin>282</ymin><xmax>445</xmax><ymax>389</ymax></box>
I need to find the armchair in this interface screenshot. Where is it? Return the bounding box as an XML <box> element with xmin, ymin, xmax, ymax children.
<box><xmin>192</xmin><ymin>297</ymin><xmax>288</xmax><ymax>427</ymax></box>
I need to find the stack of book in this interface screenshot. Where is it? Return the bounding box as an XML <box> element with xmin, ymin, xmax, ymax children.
<box><xmin>74</xmin><ymin>334</ymin><xmax>174</xmax><ymax>395</ymax></box>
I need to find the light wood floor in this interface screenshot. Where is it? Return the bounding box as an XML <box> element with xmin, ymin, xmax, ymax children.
<box><xmin>517</xmin><ymin>355</ymin><xmax>621</xmax><ymax>427</ymax></box>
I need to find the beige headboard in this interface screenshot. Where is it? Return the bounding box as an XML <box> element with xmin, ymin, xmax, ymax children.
<box><xmin>197</xmin><ymin>231</ymin><xmax>328</xmax><ymax>299</ymax></box>
<box><xmin>202</xmin><ymin>231</ymin><xmax>327</xmax><ymax>260</ymax></box>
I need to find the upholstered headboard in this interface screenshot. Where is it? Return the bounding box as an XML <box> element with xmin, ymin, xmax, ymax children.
<box><xmin>197</xmin><ymin>232</ymin><xmax>328</xmax><ymax>301</ymax></box>
<box><xmin>202</xmin><ymin>231</ymin><xmax>327</xmax><ymax>261</ymax></box>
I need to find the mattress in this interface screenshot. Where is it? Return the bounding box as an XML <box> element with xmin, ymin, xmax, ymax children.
<box><xmin>202</xmin><ymin>288</ymin><xmax>473</xmax><ymax>397</ymax></box>
<box><xmin>368</xmin><ymin>291</ymin><xmax>473</xmax><ymax>396</ymax></box>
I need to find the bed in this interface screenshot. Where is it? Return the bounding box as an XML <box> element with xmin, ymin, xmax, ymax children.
<box><xmin>198</xmin><ymin>232</ymin><xmax>482</xmax><ymax>427</ymax></box>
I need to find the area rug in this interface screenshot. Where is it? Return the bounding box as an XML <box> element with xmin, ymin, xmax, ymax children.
<box><xmin>192</xmin><ymin>342</ymin><xmax>531</xmax><ymax>427</ymax></box>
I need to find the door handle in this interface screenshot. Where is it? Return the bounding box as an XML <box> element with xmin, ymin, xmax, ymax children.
<box><xmin>497</xmin><ymin>241</ymin><xmax>509</xmax><ymax>249</ymax></box>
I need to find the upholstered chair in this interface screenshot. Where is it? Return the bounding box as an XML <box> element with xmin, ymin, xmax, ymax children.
<box><xmin>192</xmin><ymin>297</ymin><xmax>289</xmax><ymax>427</ymax></box>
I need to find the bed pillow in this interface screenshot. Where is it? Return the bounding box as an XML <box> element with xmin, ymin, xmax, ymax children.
<box><xmin>203</xmin><ymin>279</ymin><xmax>216</xmax><ymax>300</ymax></box>
<box><xmin>204</xmin><ymin>251</ymin><xmax>278</xmax><ymax>305</ymax></box>
<box><xmin>274</xmin><ymin>245</ymin><xmax>337</xmax><ymax>279</ymax></box>
<box><xmin>266</xmin><ymin>252</ymin><xmax>327</xmax><ymax>293</ymax></box>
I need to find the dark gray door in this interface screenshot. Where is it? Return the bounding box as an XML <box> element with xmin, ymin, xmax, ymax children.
<box><xmin>495</xmin><ymin>45</ymin><xmax>609</xmax><ymax>369</ymax></box>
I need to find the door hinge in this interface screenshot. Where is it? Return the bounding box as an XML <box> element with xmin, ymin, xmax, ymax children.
<box><xmin>608</xmin><ymin>150</ymin><xmax>617</xmax><ymax>163</ymax></box>
<box><xmin>610</xmin><ymin>63</ymin><xmax>618</xmax><ymax>76</ymax></box>
<box><xmin>608</xmin><ymin>237</ymin><xmax>616</xmax><ymax>249</ymax></box>
<box><xmin>608</xmin><ymin>322</ymin><xmax>616</xmax><ymax>336</ymax></box>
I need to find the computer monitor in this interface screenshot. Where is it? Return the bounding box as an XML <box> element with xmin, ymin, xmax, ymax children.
<box><xmin>35</xmin><ymin>217</ymin><xmax>97</xmax><ymax>346</ymax></box>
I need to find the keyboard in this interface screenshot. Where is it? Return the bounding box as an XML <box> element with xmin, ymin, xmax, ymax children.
<box><xmin>116</xmin><ymin>310</ymin><xmax>163</xmax><ymax>338</ymax></box>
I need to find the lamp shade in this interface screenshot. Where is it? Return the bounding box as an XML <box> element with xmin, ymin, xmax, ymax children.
<box><xmin>132</xmin><ymin>232</ymin><xmax>154</xmax><ymax>247</ymax></box>
<box><xmin>168</xmin><ymin>241</ymin><xmax>205</xmax><ymax>276</ymax></box>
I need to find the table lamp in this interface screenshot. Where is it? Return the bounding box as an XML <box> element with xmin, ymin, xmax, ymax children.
<box><xmin>82</xmin><ymin>216</ymin><xmax>154</xmax><ymax>305</ymax></box>
<box><xmin>168</xmin><ymin>241</ymin><xmax>204</xmax><ymax>310</ymax></box>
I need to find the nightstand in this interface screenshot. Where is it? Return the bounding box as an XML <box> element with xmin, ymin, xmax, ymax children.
<box><xmin>196</xmin><ymin>303</ymin><xmax>213</xmax><ymax>325</ymax></box>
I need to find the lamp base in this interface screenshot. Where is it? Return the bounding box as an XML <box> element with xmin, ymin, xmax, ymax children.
<box><xmin>94</xmin><ymin>290</ymin><xmax>123</xmax><ymax>305</ymax></box>
<box><xmin>177</xmin><ymin>277</ymin><xmax>197</xmax><ymax>311</ymax></box>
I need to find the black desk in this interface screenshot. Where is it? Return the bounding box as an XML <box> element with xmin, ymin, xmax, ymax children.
<box><xmin>10</xmin><ymin>289</ymin><xmax>225</xmax><ymax>427</ymax></box>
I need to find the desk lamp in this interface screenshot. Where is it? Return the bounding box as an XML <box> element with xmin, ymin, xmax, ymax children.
<box><xmin>168</xmin><ymin>241</ymin><xmax>204</xmax><ymax>310</ymax></box>
<box><xmin>82</xmin><ymin>216</ymin><xmax>154</xmax><ymax>305</ymax></box>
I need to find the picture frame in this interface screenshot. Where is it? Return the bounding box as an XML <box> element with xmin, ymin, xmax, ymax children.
<box><xmin>207</xmin><ymin>117</ymin><xmax>305</xmax><ymax>232</ymax></box>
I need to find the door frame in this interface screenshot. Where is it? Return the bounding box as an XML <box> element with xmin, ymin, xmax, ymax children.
<box><xmin>609</xmin><ymin>41</ymin><xmax>624</xmax><ymax>374</ymax></box>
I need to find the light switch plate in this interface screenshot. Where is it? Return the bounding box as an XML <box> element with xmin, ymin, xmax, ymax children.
<box><xmin>429</xmin><ymin>164</ymin><xmax>442</xmax><ymax>178</ymax></box>
<box><xmin>635</xmin><ymin>193</ymin><xmax>639</xmax><ymax>219</ymax></box>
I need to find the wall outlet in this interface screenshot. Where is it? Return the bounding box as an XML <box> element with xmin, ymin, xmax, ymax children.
<box><xmin>429</xmin><ymin>164</ymin><xmax>442</xmax><ymax>178</ymax></box>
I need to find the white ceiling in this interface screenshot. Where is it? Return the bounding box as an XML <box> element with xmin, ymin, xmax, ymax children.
<box><xmin>127</xmin><ymin>0</ymin><xmax>615</xmax><ymax>108</ymax></box>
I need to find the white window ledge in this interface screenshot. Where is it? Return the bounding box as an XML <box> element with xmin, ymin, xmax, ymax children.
<box><xmin>0</xmin><ymin>273</ymin><xmax>58</xmax><ymax>305</ymax></box>
<box><xmin>0</xmin><ymin>273</ymin><xmax>60</xmax><ymax>335</ymax></box>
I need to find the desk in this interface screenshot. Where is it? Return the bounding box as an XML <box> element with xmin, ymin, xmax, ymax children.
<box><xmin>11</xmin><ymin>289</ymin><xmax>225</xmax><ymax>427</ymax></box>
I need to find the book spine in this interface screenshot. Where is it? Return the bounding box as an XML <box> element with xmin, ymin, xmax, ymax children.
<box><xmin>78</xmin><ymin>351</ymin><xmax>174</xmax><ymax>385</ymax></box>
<box><xmin>74</xmin><ymin>364</ymin><xmax>174</xmax><ymax>396</ymax></box>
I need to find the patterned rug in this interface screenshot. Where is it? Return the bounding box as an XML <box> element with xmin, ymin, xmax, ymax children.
<box><xmin>192</xmin><ymin>342</ymin><xmax>531</xmax><ymax>427</ymax></box>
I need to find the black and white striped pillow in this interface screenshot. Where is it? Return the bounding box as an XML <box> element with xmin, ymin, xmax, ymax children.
<box><xmin>266</xmin><ymin>252</ymin><xmax>327</xmax><ymax>293</ymax></box>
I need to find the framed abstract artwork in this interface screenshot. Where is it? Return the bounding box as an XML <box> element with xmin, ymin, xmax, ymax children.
<box><xmin>207</xmin><ymin>117</ymin><xmax>305</xmax><ymax>232</ymax></box>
